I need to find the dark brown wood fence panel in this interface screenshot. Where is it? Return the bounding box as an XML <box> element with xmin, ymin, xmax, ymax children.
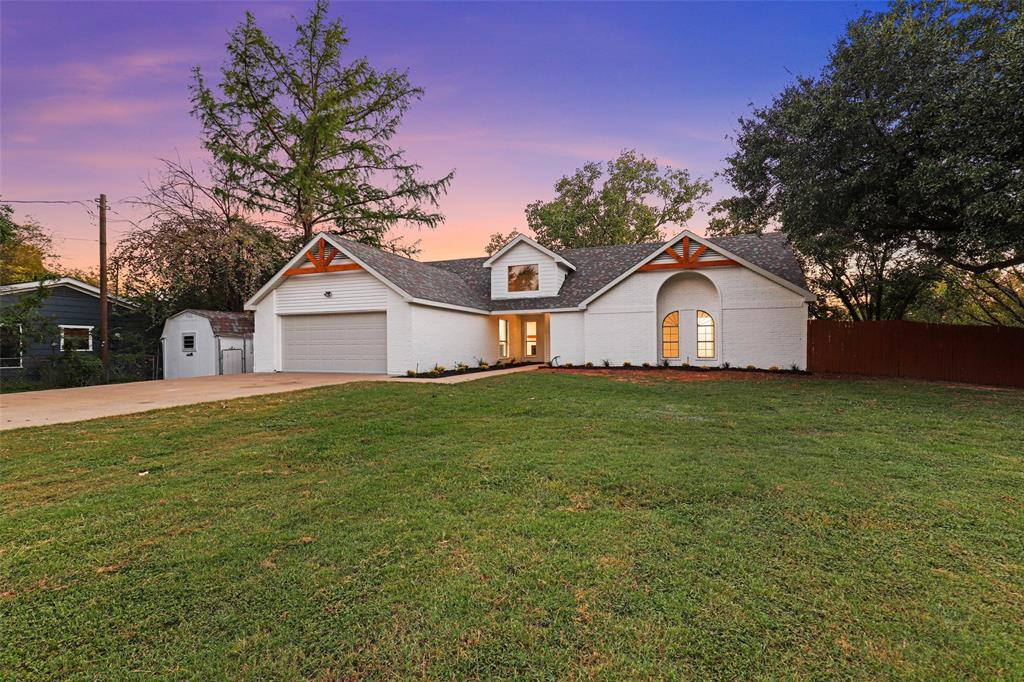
<box><xmin>807</xmin><ymin>320</ymin><xmax>1024</xmax><ymax>387</ymax></box>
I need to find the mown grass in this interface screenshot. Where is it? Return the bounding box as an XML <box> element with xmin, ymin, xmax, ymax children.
<box><xmin>1</xmin><ymin>372</ymin><xmax>1022</xmax><ymax>680</ymax></box>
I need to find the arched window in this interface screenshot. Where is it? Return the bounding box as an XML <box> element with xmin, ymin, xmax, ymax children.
<box><xmin>662</xmin><ymin>311</ymin><xmax>679</xmax><ymax>358</ymax></box>
<box><xmin>696</xmin><ymin>311</ymin><xmax>714</xmax><ymax>358</ymax></box>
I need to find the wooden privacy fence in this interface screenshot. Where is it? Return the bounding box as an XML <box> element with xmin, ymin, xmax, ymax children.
<box><xmin>807</xmin><ymin>320</ymin><xmax>1024</xmax><ymax>387</ymax></box>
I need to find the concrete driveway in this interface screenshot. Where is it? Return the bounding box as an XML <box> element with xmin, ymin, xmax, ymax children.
<box><xmin>0</xmin><ymin>372</ymin><xmax>386</xmax><ymax>431</ymax></box>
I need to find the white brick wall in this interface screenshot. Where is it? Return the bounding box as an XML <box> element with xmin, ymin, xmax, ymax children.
<box><xmin>252</xmin><ymin>291</ymin><xmax>277</xmax><ymax>373</ymax></box>
<box><xmin>549</xmin><ymin>312</ymin><xmax>585</xmax><ymax>365</ymax></box>
<box><xmin>406</xmin><ymin>304</ymin><xmax>495</xmax><ymax>373</ymax></box>
<box><xmin>385</xmin><ymin>290</ymin><xmax>412</xmax><ymax>375</ymax></box>
<box><xmin>581</xmin><ymin>267</ymin><xmax>808</xmax><ymax>369</ymax></box>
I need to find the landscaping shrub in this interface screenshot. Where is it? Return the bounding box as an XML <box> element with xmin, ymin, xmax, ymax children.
<box><xmin>37</xmin><ymin>352</ymin><xmax>104</xmax><ymax>388</ymax></box>
<box><xmin>109</xmin><ymin>352</ymin><xmax>155</xmax><ymax>383</ymax></box>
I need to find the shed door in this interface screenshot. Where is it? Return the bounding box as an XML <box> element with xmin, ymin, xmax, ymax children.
<box><xmin>281</xmin><ymin>313</ymin><xmax>387</xmax><ymax>373</ymax></box>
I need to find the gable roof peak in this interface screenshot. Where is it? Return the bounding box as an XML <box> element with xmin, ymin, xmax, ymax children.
<box><xmin>481</xmin><ymin>234</ymin><xmax>576</xmax><ymax>270</ymax></box>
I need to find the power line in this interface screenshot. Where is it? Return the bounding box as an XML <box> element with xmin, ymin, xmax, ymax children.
<box><xmin>3</xmin><ymin>199</ymin><xmax>95</xmax><ymax>204</ymax></box>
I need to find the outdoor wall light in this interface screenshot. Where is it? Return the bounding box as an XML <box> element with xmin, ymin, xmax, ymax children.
<box><xmin>324</xmin><ymin>291</ymin><xmax>333</xmax><ymax>298</ymax></box>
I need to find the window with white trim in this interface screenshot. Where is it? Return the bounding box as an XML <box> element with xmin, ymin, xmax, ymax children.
<box><xmin>59</xmin><ymin>325</ymin><xmax>93</xmax><ymax>352</ymax></box>
<box><xmin>498</xmin><ymin>319</ymin><xmax>509</xmax><ymax>358</ymax></box>
<box><xmin>696</xmin><ymin>311</ymin><xmax>715</xmax><ymax>359</ymax></box>
<box><xmin>524</xmin><ymin>320</ymin><xmax>538</xmax><ymax>357</ymax></box>
<box><xmin>1</xmin><ymin>324</ymin><xmax>23</xmax><ymax>368</ymax></box>
<box><xmin>661</xmin><ymin>311</ymin><xmax>679</xmax><ymax>358</ymax></box>
<box><xmin>182</xmin><ymin>333</ymin><xmax>196</xmax><ymax>353</ymax></box>
<box><xmin>508</xmin><ymin>264</ymin><xmax>539</xmax><ymax>292</ymax></box>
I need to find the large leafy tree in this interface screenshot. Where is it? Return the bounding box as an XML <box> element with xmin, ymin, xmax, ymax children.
<box><xmin>714</xmin><ymin>1</ymin><xmax>1022</xmax><ymax>280</ymax></box>
<box><xmin>507</xmin><ymin>149</ymin><xmax>710</xmax><ymax>251</ymax></box>
<box><xmin>191</xmin><ymin>0</ymin><xmax>453</xmax><ymax>249</ymax></box>
<box><xmin>0</xmin><ymin>204</ymin><xmax>55</xmax><ymax>285</ymax></box>
<box><xmin>113</xmin><ymin>159</ymin><xmax>294</xmax><ymax>320</ymax></box>
<box><xmin>911</xmin><ymin>267</ymin><xmax>1024</xmax><ymax>326</ymax></box>
<box><xmin>0</xmin><ymin>204</ymin><xmax>59</xmax><ymax>359</ymax></box>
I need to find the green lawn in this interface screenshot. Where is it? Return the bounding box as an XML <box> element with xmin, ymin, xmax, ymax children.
<box><xmin>2</xmin><ymin>372</ymin><xmax>1022</xmax><ymax>680</ymax></box>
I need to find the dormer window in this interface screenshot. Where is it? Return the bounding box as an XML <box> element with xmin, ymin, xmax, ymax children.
<box><xmin>508</xmin><ymin>264</ymin><xmax>539</xmax><ymax>292</ymax></box>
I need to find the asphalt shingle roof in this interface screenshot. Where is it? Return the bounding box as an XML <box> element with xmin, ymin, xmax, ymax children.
<box><xmin>332</xmin><ymin>232</ymin><xmax>805</xmax><ymax>312</ymax></box>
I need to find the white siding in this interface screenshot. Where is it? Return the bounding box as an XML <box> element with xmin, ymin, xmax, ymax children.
<box><xmin>649</xmin><ymin>238</ymin><xmax>731</xmax><ymax>265</ymax></box>
<box><xmin>275</xmin><ymin>271</ymin><xmax>387</xmax><ymax>315</ymax></box>
<box><xmin>549</xmin><ymin>312</ymin><xmax>585</xmax><ymax>365</ymax></box>
<box><xmin>161</xmin><ymin>314</ymin><xmax>216</xmax><ymax>379</ymax></box>
<box><xmin>489</xmin><ymin>241</ymin><xmax>562</xmax><ymax>300</ymax></box>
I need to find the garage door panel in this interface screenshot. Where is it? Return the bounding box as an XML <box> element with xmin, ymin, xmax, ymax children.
<box><xmin>281</xmin><ymin>313</ymin><xmax>386</xmax><ymax>373</ymax></box>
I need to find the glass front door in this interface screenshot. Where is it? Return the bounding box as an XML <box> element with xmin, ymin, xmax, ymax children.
<box><xmin>524</xmin><ymin>320</ymin><xmax>538</xmax><ymax>358</ymax></box>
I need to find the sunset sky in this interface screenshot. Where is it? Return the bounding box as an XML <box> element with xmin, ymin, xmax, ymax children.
<box><xmin>1</xmin><ymin>1</ymin><xmax>880</xmax><ymax>270</ymax></box>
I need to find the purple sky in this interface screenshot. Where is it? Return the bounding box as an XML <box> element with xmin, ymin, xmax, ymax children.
<box><xmin>1</xmin><ymin>1</ymin><xmax>880</xmax><ymax>270</ymax></box>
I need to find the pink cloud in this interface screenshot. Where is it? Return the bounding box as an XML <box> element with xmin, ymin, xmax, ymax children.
<box><xmin>28</xmin><ymin>95</ymin><xmax>181</xmax><ymax>126</ymax></box>
<box><xmin>15</xmin><ymin>47</ymin><xmax>209</xmax><ymax>93</ymax></box>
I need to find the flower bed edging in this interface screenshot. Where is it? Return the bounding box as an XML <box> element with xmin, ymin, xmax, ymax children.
<box><xmin>542</xmin><ymin>364</ymin><xmax>811</xmax><ymax>376</ymax></box>
<box><xmin>402</xmin><ymin>362</ymin><xmax>540</xmax><ymax>379</ymax></box>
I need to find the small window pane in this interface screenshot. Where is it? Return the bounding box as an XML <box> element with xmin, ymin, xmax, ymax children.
<box><xmin>182</xmin><ymin>334</ymin><xmax>196</xmax><ymax>352</ymax></box>
<box><xmin>498</xmin><ymin>319</ymin><xmax>509</xmax><ymax>357</ymax></box>
<box><xmin>696</xmin><ymin>311</ymin><xmax>714</xmax><ymax>359</ymax></box>
<box><xmin>662</xmin><ymin>311</ymin><xmax>679</xmax><ymax>358</ymax></box>
<box><xmin>508</xmin><ymin>264</ymin><xmax>539</xmax><ymax>292</ymax></box>
<box><xmin>61</xmin><ymin>326</ymin><xmax>92</xmax><ymax>352</ymax></box>
<box><xmin>0</xmin><ymin>325</ymin><xmax>22</xmax><ymax>368</ymax></box>
<box><xmin>525</xmin><ymin>320</ymin><xmax>538</xmax><ymax>356</ymax></box>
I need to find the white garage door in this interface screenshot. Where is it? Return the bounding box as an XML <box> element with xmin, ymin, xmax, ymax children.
<box><xmin>281</xmin><ymin>313</ymin><xmax>387</xmax><ymax>373</ymax></box>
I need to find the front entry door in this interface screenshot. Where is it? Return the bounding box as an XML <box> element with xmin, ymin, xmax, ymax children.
<box><xmin>523</xmin><ymin>319</ymin><xmax>539</xmax><ymax>360</ymax></box>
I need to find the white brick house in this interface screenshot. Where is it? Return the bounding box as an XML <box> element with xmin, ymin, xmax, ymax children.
<box><xmin>245</xmin><ymin>231</ymin><xmax>813</xmax><ymax>374</ymax></box>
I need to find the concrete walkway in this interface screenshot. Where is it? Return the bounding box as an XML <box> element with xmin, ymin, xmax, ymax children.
<box><xmin>0</xmin><ymin>365</ymin><xmax>539</xmax><ymax>431</ymax></box>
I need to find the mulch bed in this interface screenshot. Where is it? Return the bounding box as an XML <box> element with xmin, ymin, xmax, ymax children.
<box><xmin>403</xmin><ymin>362</ymin><xmax>539</xmax><ymax>379</ymax></box>
<box><xmin>540</xmin><ymin>366</ymin><xmax>805</xmax><ymax>384</ymax></box>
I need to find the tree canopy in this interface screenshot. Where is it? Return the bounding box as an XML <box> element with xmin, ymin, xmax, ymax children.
<box><xmin>511</xmin><ymin>149</ymin><xmax>710</xmax><ymax>251</ymax></box>
<box><xmin>112</xmin><ymin>159</ymin><xmax>294</xmax><ymax>319</ymax></box>
<box><xmin>0</xmin><ymin>204</ymin><xmax>55</xmax><ymax>285</ymax></box>
<box><xmin>190</xmin><ymin>0</ymin><xmax>453</xmax><ymax>250</ymax></box>
<box><xmin>714</xmin><ymin>0</ymin><xmax>1022</xmax><ymax>278</ymax></box>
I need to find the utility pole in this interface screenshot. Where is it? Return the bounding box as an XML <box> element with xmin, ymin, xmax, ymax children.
<box><xmin>98</xmin><ymin>193</ymin><xmax>109</xmax><ymax>380</ymax></box>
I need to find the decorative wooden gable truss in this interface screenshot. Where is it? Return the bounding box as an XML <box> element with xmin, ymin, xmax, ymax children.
<box><xmin>639</xmin><ymin>236</ymin><xmax>737</xmax><ymax>271</ymax></box>
<box><xmin>284</xmin><ymin>237</ymin><xmax>363</xmax><ymax>277</ymax></box>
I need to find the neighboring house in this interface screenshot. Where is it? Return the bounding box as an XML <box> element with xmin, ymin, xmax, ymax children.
<box><xmin>0</xmin><ymin>277</ymin><xmax>138</xmax><ymax>375</ymax></box>
<box><xmin>161</xmin><ymin>309</ymin><xmax>254</xmax><ymax>379</ymax></box>
<box><xmin>245</xmin><ymin>230</ymin><xmax>813</xmax><ymax>375</ymax></box>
